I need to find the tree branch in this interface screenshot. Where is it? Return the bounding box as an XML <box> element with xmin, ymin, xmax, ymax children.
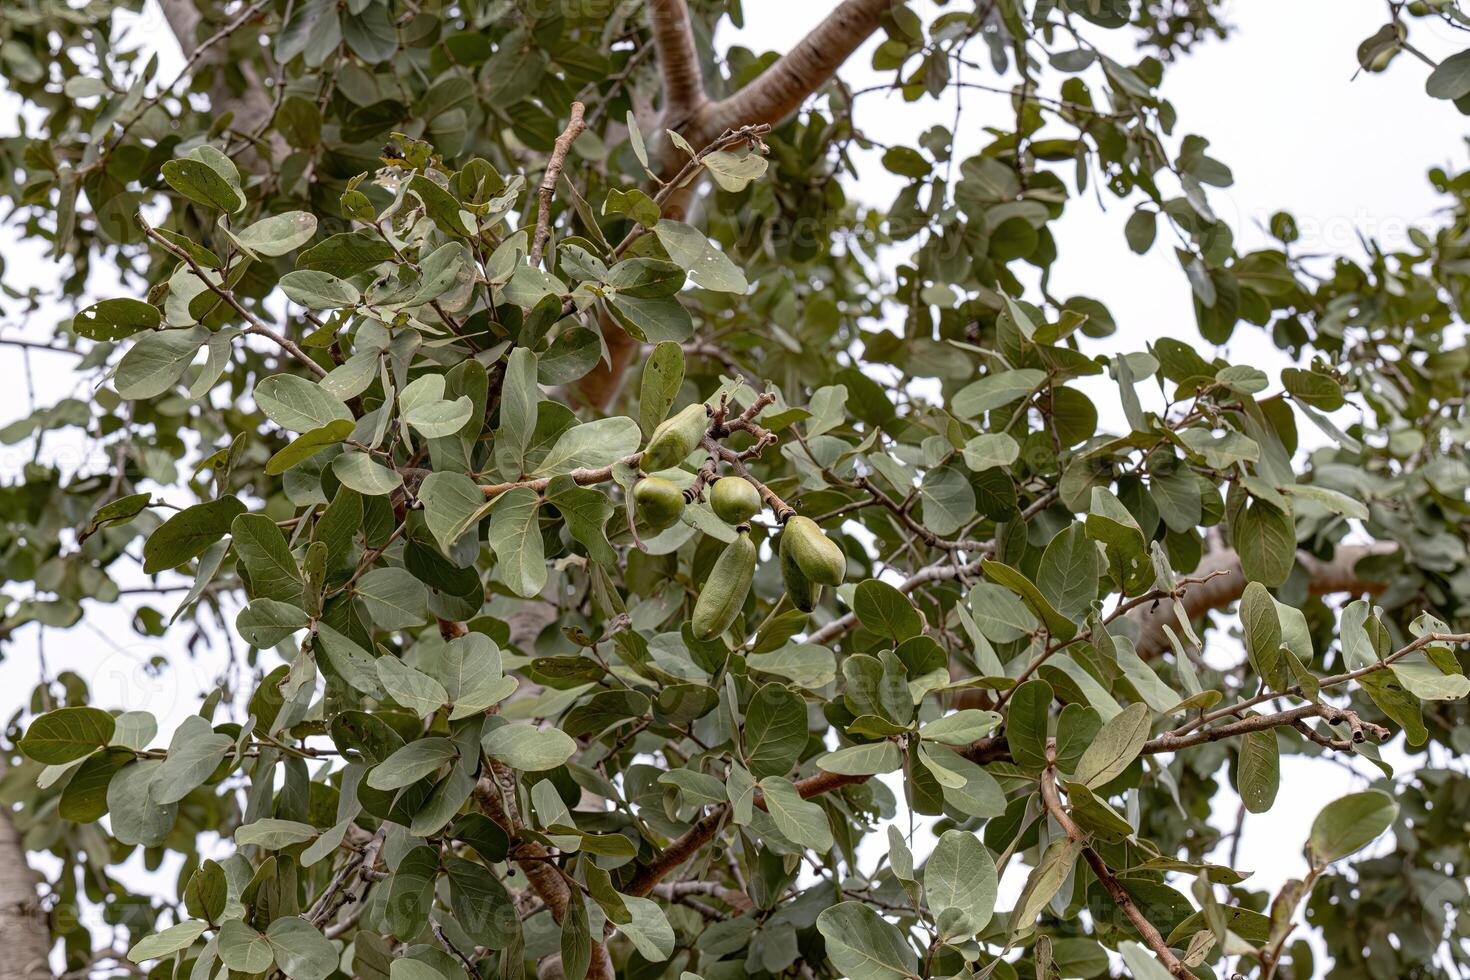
<box><xmin>623</xmin><ymin>735</ymin><xmax>1009</xmax><ymax>897</ymax></box>
<box><xmin>647</xmin><ymin>0</ymin><xmax>709</xmax><ymax>127</ymax></box>
<box><xmin>475</xmin><ymin>763</ymin><xmax>613</xmax><ymax>980</ymax></box>
<box><xmin>530</xmin><ymin>102</ymin><xmax>586</xmax><ymax>269</ymax></box>
<box><xmin>1040</xmin><ymin>759</ymin><xmax>1192</xmax><ymax>980</ymax></box>
<box><xmin>697</xmin><ymin>0</ymin><xmax>896</xmax><ymax>138</ymax></box>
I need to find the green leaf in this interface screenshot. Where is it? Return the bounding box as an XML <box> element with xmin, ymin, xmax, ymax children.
<box><xmin>1308</xmin><ymin>790</ymin><xmax>1398</xmax><ymax>864</ymax></box>
<box><xmin>20</xmin><ymin>707</ymin><xmax>116</xmax><ymax>764</ymax></box>
<box><xmin>151</xmin><ymin>715</ymin><xmax>232</xmax><ymax>804</ymax></box>
<box><xmin>80</xmin><ymin>492</ymin><xmax>152</xmax><ymax>543</ymax></box>
<box><xmin>264</xmin><ymin>917</ymin><xmax>337</xmax><ymax>980</ymax></box>
<box><xmin>162</xmin><ymin>157</ymin><xmax>244</xmax><ymax>213</ymax></box>
<box><xmin>368</xmin><ymin>736</ymin><xmax>457</xmax><ymax>790</ymax></box>
<box><xmin>743</xmin><ymin>683</ymin><xmax>808</xmax><ymax>779</ymax></box>
<box><xmin>1118</xmin><ymin>941</ymin><xmax>1175</xmax><ymax>980</ymax></box>
<box><xmin>923</xmin><ymin>829</ymin><xmax>998</xmax><ymax>938</ymax></box>
<box><xmin>107</xmin><ymin>761</ymin><xmax>178</xmax><ymax>846</ymax></box>
<box><xmin>234</xmin><ymin>817</ymin><xmax>319</xmax><ymax>848</ymax></box>
<box><xmin>254</xmin><ymin>374</ymin><xmax>353</xmax><ymax>432</ymax></box>
<box><xmin>952</xmin><ymin>368</ymin><xmax>1046</xmax><ymax>418</ymax></box>
<box><xmin>58</xmin><ymin>748</ymin><xmax>133</xmax><ymax>822</ymax></box>
<box><xmin>1281</xmin><ymin>367</ymin><xmax>1344</xmax><ymax>411</ymax></box>
<box><xmin>618</xmin><ymin>895</ymin><xmax>676</xmax><ymax>962</ymax></box>
<box><xmin>1073</xmin><ymin>702</ymin><xmax>1150</xmax><ymax>788</ymax></box>
<box><xmin>606</xmin><ymin>292</ymin><xmax>694</xmax><ymax>343</ymax></box>
<box><xmin>142</xmin><ymin>495</ymin><xmax>246</xmax><ymax>573</ymax></box>
<box><xmin>545</xmin><ymin>477</ymin><xmax>617</xmax><ymax>566</ymax></box>
<box><xmin>297</xmin><ymin>232</ymin><xmax>396</xmax><ymax>278</ymax></box>
<box><xmin>1235</xmin><ymin>498</ymin><xmax>1296</xmax><ymax>587</ymax></box>
<box><xmin>1007</xmin><ymin>679</ymin><xmax>1053</xmax><ymax>771</ymax></box>
<box><xmin>332</xmin><ymin>452</ymin><xmax>403</xmax><ymax>495</ymax></box>
<box><xmin>1240</xmin><ymin>581</ymin><xmax>1284</xmax><ymax>688</ymax></box>
<box><xmin>440</xmin><ymin>633</ymin><xmax>511</xmax><ymax>719</ymax></box>
<box><xmin>532</xmin><ymin>416</ymin><xmax>641</xmax><ymax>476</ymax></box>
<box><xmin>236</xmin><ymin>597</ymin><xmax>310</xmax><ymax>647</ymax></box>
<box><xmin>385</xmin><ymin>845</ymin><xmax>439</xmax><ymax>938</ymax></box>
<box><xmin>280</xmin><ymin>269</ymin><xmax>361</xmax><ymax>308</ymax></box>
<box><xmin>1010</xmin><ymin>837</ymin><xmax>1081</xmax><ymax>937</ymax></box>
<box><xmin>1390</xmin><ymin>655</ymin><xmax>1470</xmax><ymax>700</ymax></box>
<box><xmin>1236</xmin><ymin>728</ymin><xmax>1280</xmax><ymax>814</ymax></box>
<box><xmin>494</xmin><ymin>346</ymin><xmax>537</xmax><ymax>477</ymax></box>
<box><xmin>486</xmin><ymin>486</ymin><xmax>545</xmax><ymax>598</ymax></box>
<box><xmin>231</xmin><ymin>513</ymin><xmax>304</xmax><ymax>603</ymax></box>
<box><xmin>355</xmin><ymin>566</ymin><xmax>427</xmax><ymax>630</ymax></box>
<box><xmin>816</xmin><ymin>902</ymin><xmax>918</xmax><ymax>980</ymax></box>
<box><xmin>816</xmin><ymin>741</ymin><xmax>901</xmax><ymax>776</ymax></box>
<box><xmin>265</xmin><ymin>420</ymin><xmax>355</xmax><ymax>475</ymax></box>
<box><xmin>482</xmin><ymin>723</ymin><xmax>576</xmax><ymax>770</ymax></box>
<box><xmin>918</xmin><ymin>465</ymin><xmax>976</xmax><ymax>536</ymax></box>
<box><xmin>128</xmin><ymin>920</ymin><xmax>208</xmax><ymax>963</ymax></box>
<box><xmin>230</xmin><ymin>210</ymin><xmax>317</xmax><ymax>257</ymax></box>
<box><xmin>420</xmin><ymin>471</ymin><xmax>492</xmax><ymax>553</ymax></box>
<box><xmin>376</xmin><ymin>657</ymin><xmax>449</xmax><ymax>717</ymax></box>
<box><xmin>184</xmin><ymin>860</ymin><xmax>228</xmax><ymax>923</ymax></box>
<box><xmin>639</xmin><ymin>341</ymin><xmax>685</xmax><ymax>437</ymax></box>
<box><xmin>918</xmin><ymin>709</ymin><xmax>1001</xmax><ymax>745</ymax></box>
<box><xmin>653</xmin><ymin>219</ymin><xmax>747</xmax><ymax>292</ymax></box>
<box><xmin>74</xmin><ymin>298</ymin><xmax>160</xmax><ymax>341</ymax></box>
<box><xmin>981</xmin><ymin>560</ymin><xmax>1076</xmax><ymax>640</ymax></box>
<box><xmin>760</xmin><ymin>776</ymin><xmax>833</xmax><ymax>851</ymax></box>
<box><xmin>115</xmin><ymin>326</ymin><xmax>208</xmax><ymax>399</ymax></box>
<box><xmin>1427</xmin><ymin>48</ymin><xmax>1470</xmax><ymax>99</ymax></box>
<box><xmin>853</xmin><ymin>579</ymin><xmax>924</xmax><ymax>643</ymax></box>
<box><xmin>961</xmin><ymin>432</ymin><xmax>1020</xmax><ymax>471</ymax></box>
<box><xmin>1037</xmin><ymin>522</ymin><xmax>1101</xmax><ymax>622</ymax></box>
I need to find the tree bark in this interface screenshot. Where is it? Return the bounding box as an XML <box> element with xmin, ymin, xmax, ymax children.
<box><xmin>0</xmin><ymin>758</ymin><xmax>53</xmax><ymax>980</ymax></box>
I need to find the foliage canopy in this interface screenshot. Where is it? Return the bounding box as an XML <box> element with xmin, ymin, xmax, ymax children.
<box><xmin>3</xmin><ymin>1</ymin><xmax>1470</xmax><ymax>979</ymax></box>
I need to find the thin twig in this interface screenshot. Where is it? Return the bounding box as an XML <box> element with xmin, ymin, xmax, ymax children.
<box><xmin>530</xmin><ymin>101</ymin><xmax>587</xmax><ymax>268</ymax></box>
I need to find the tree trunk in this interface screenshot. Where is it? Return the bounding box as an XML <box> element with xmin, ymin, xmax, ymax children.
<box><xmin>0</xmin><ymin>758</ymin><xmax>53</xmax><ymax>980</ymax></box>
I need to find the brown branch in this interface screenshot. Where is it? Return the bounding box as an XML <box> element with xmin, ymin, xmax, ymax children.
<box><xmin>1040</xmin><ymin>760</ymin><xmax>1192</xmax><ymax>980</ymax></box>
<box><xmin>1142</xmin><ymin>704</ymin><xmax>1388</xmax><ymax>755</ymax></box>
<box><xmin>139</xmin><ymin>218</ymin><xmax>328</xmax><ymax>379</ymax></box>
<box><xmin>696</xmin><ymin>0</ymin><xmax>897</xmax><ymax>139</ymax></box>
<box><xmin>475</xmin><ymin>763</ymin><xmax>613</xmax><ymax>980</ymax></box>
<box><xmin>623</xmin><ymin>735</ymin><xmax>1008</xmax><ymax>898</ymax></box>
<box><xmin>530</xmin><ymin>102</ymin><xmax>587</xmax><ymax>269</ymax></box>
<box><xmin>646</xmin><ymin>0</ymin><xmax>709</xmax><ymax>127</ymax></box>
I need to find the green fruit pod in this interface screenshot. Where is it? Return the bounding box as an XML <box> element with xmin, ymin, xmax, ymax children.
<box><xmin>779</xmin><ymin>536</ymin><xmax>821</xmax><ymax>613</ymax></box>
<box><xmin>709</xmin><ymin>476</ymin><xmax>762</xmax><ymax>524</ymax></box>
<box><xmin>641</xmin><ymin>403</ymin><xmax>708</xmax><ymax>472</ymax></box>
<box><xmin>691</xmin><ymin>529</ymin><xmax>757</xmax><ymax>640</ymax></box>
<box><xmin>780</xmin><ymin>515</ymin><xmax>845</xmax><ymax>586</ymax></box>
<box><xmin>634</xmin><ymin>476</ymin><xmax>685</xmax><ymax>531</ymax></box>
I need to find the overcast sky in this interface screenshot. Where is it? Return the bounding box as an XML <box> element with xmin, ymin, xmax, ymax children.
<box><xmin>1</xmin><ymin>1</ymin><xmax>1466</xmax><ymax>973</ymax></box>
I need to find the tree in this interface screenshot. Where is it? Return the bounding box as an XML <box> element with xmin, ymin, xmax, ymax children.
<box><xmin>1</xmin><ymin>0</ymin><xmax>1470</xmax><ymax>978</ymax></box>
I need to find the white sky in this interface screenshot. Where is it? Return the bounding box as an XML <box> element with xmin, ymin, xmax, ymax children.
<box><xmin>1</xmin><ymin>1</ymin><xmax>1466</xmax><ymax>975</ymax></box>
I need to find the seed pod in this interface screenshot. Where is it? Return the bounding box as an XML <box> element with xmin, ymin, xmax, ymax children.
<box><xmin>780</xmin><ymin>515</ymin><xmax>845</xmax><ymax>586</ymax></box>
<box><xmin>709</xmin><ymin>476</ymin><xmax>761</xmax><ymax>525</ymax></box>
<box><xmin>691</xmin><ymin>529</ymin><xmax>757</xmax><ymax>641</ymax></box>
<box><xmin>634</xmin><ymin>476</ymin><xmax>684</xmax><ymax>531</ymax></box>
<box><xmin>779</xmin><ymin>535</ymin><xmax>821</xmax><ymax>613</ymax></box>
<box><xmin>641</xmin><ymin>403</ymin><xmax>707</xmax><ymax>472</ymax></box>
